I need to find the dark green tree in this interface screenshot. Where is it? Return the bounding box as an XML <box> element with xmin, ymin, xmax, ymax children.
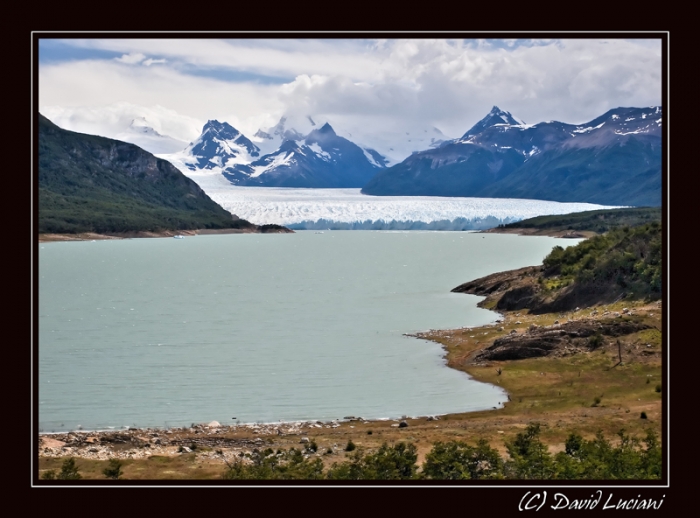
<box><xmin>222</xmin><ymin>447</ymin><xmax>324</xmax><ymax>480</ymax></box>
<box><xmin>423</xmin><ymin>439</ymin><xmax>503</xmax><ymax>479</ymax></box>
<box><xmin>326</xmin><ymin>442</ymin><xmax>418</xmax><ymax>480</ymax></box>
<box><xmin>504</xmin><ymin>423</ymin><xmax>555</xmax><ymax>479</ymax></box>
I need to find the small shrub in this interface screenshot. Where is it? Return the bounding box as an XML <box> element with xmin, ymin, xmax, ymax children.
<box><xmin>367</xmin><ymin>430</ymin><xmax>373</xmax><ymax>435</ymax></box>
<box><xmin>41</xmin><ymin>470</ymin><xmax>57</xmax><ymax>480</ymax></box>
<box><xmin>307</xmin><ymin>440</ymin><xmax>318</xmax><ymax>453</ymax></box>
<box><xmin>325</xmin><ymin>448</ymin><xmax>333</xmax><ymax>455</ymax></box>
<box><xmin>641</xmin><ymin>412</ymin><xmax>648</xmax><ymax>419</ymax></box>
<box><xmin>103</xmin><ymin>459</ymin><xmax>123</xmax><ymax>479</ymax></box>
<box><xmin>588</xmin><ymin>333</ymin><xmax>604</xmax><ymax>349</ymax></box>
<box><xmin>189</xmin><ymin>443</ymin><xmax>197</xmax><ymax>451</ymax></box>
<box><xmin>345</xmin><ymin>440</ymin><xmax>356</xmax><ymax>452</ymax></box>
<box><xmin>45</xmin><ymin>458</ymin><xmax>82</xmax><ymax>480</ymax></box>
<box><xmin>646</xmin><ymin>378</ymin><xmax>650</xmax><ymax>384</ymax></box>
<box><xmin>592</xmin><ymin>396</ymin><xmax>602</xmax><ymax>407</ymax></box>
<box><xmin>655</xmin><ymin>384</ymin><xmax>662</xmax><ymax>393</ymax></box>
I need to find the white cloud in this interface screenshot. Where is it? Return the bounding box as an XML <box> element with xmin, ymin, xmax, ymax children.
<box><xmin>115</xmin><ymin>52</ymin><xmax>146</xmax><ymax>65</ymax></box>
<box><xmin>39</xmin><ymin>37</ymin><xmax>662</xmax><ymax>161</ymax></box>
<box><xmin>143</xmin><ymin>58</ymin><xmax>166</xmax><ymax>66</ymax></box>
<box><xmin>41</xmin><ymin>102</ymin><xmax>204</xmax><ymax>143</ymax></box>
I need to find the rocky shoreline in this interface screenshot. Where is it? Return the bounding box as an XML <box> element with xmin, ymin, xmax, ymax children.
<box><xmin>38</xmin><ymin>415</ymin><xmax>436</xmax><ymax>463</ymax></box>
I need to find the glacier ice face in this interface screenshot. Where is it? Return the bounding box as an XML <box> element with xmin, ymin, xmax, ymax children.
<box><xmin>162</xmin><ymin>161</ymin><xmax>621</xmax><ymax>229</ymax></box>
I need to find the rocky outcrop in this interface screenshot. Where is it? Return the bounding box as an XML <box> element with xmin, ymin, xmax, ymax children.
<box><xmin>473</xmin><ymin>318</ymin><xmax>651</xmax><ymax>362</ymax></box>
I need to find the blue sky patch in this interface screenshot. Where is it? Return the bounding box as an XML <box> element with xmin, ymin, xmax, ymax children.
<box><xmin>38</xmin><ymin>40</ymin><xmax>123</xmax><ymax>64</ymax></box>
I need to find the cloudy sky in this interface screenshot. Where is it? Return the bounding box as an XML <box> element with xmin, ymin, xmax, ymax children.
<box><xmin>38</xmin><ymin>36</ymin><xmax>663</xmax><ymax>161</ymax></box>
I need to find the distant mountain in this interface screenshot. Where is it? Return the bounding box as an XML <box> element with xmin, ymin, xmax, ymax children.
<box><xmin>224</xmin><ymin>122</ymin><xmax>387</xmax><ymax>187</ymax></box>
<box><xmin>461</xmin><ymin>106</ymin><xmax>525</xmax><ymax>138</ymax></box>
<box><xmin>252</xmin><ymin>115</ymin><xmax>314</xmax><ymax>156</ymax></box>
<box><xmin>178</xmin><ymin>117</ymin><xmax>388</xmax><ymax>188</ymax></box>
<box><xmin>184</xmin><ymin>119</ymin><xmax>260</xmax><ymax>170</ymax></box>
<box><xmin>361</xmin><ymin>106</ymin><xmax>662</xmax><ymax>207</ymax></box>
<box><xmin>114</xmin><ymin>117</ymin><xmax>189</xmax><ymax>155</ymax></box>
<box><xmin>38</xmin><ymin>114</ymin><xmax>287</xmax><ymax>234</ymax></box>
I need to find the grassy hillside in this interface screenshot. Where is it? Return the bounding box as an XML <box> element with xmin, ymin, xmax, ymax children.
<box><xmin>38</xmin><ymin>114</ymin><xmax>256</xmax><ymax>234</ymax></box>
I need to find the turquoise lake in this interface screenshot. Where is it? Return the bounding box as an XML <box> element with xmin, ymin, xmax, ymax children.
<box><xmin>38</xmin><ymin>231</ymin><xmax>578</xmax><ymax>432</ymax></box>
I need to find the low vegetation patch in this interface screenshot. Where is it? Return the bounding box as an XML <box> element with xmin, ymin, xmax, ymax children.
<box><xmin>218</xmin><ymin>425</ymin><xmax>660</xmax><ymax>480</ymax></box>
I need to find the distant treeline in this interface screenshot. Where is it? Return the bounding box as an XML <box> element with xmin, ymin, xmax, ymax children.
<box><xmin>501</xmin><ymin>207</ymin><xmax>661</xmax><ymax>234</ymax></box>
<box><xmin>221</xmin><ymin>424</ymin><xmax>661</xmax><ymax>480</ymax></box>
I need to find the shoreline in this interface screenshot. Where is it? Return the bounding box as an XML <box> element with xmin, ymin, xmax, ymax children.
<box><xmin>39</xmin><ymin>226</ymin><xmax>592</xmax><ymax>243</ymax></box>
<box><xmin>480</xmin><ymin>227</ymin><xmax>597</xmax><ymax>239</ymax></box>
<box><xmin>38</xmin><ymin>227</ymin><xmax>292</xmax><ymax>242</ymax></box>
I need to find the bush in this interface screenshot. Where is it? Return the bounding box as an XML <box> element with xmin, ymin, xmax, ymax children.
<box><xmin>42</xmin><ymin>458</ymin><xmax>82</xmax><ymax>480</ymax></box>
<box><xmin>306</xmin><ymin>440</ymin><xmax>318</xmax><ymax>453</ymax></box>
<box><xmin>641</xmin><ymin>412</ymin><xmax>648</xmax><ymax>419</ymax></box>
<box><xmin>504</xmin><ymin>423</ymin><xmax>555</xmax><ymax>479</ymax></box>
<box><xmin>555</xmin><ymin>429</ymin><xmax>660</xmax><ymax>479</ymax></box>
<box><xmin>222</xmin><ymin>447</ymin><xmax>324</xmax><ymax>480</ymax></box>
<box><xmin>423</xmin><ymin>439</ymin><xmax>503</xmax><ymax>480</ymax></box>
<box><xmin>103</xmin><ymin>459</ymin><xmax>123</xmax><ymax>479</ymax></box>
<box><xmin>345</xmin><ymin>440</ymin><xmax>356</xmax><ymax>452</ymax></box>
<box><xmin>326</xmin><ymin>442</ymin><xmax>418</xmax><ymax>480</ymax></box>
<box><xmin>588</xmin><ymin>333</ymin><xmax>604</xmax><ymax>349</ymax></box>
<box><xmin>655</xmin><ymin>384</ymin><xmax>662</xmax><ymax>393</ymax></box>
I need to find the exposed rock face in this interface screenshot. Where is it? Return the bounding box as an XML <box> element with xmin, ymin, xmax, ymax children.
<box><xmin>474</xmin><ymin>319</ymin><xmax>651</xmax><ymax>362</ymax></box>
<box><xmin>496</xmin><ymin>285</ymin><xmax>538</xmax><ymax>311</ymax></box>
<box><xmin>451</xmin><ymin>263</ymin><xmax>647</xmax><ymax>316</ymax></box>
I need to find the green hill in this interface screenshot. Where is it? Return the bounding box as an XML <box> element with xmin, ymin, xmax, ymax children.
<box><xmin>454</xmin><ymin>221</ymin><xmax>662</xmax><ymax>313</ymax></box>
<box><xmin>38</xmin><ymin>114</ymin><xmax>262</xmax><ymax>234</ymax></box>
<box><xmin>501</xmin><ymin>207</ymin><xmax>662</xmax><ymax>234</ymax></box>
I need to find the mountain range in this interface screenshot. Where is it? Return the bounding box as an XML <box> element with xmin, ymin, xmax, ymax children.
<box><xmin>47</xmin><ymin>104</ymin><xmax>662</xmax><ymax>208</ymax></box>
<box><xmin>361</xmin><ymin>106</ymin><xmax>662</xmax><ymax>207</ymax></box>
<box><xmin>177</xmin><ymin>118</ymin><xmax>389</xmax><ymax>188</ymax></box>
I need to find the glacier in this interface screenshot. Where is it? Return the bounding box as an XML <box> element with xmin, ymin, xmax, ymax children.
<box><xmin>167</xmin><ymin>163</ymin><xmax>621</xmax><ymax>230</ymax></box>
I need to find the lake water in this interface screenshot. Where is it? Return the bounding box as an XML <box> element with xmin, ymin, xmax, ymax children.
<box><xmin>38</xmin><ymin>231</ymin><xmax>577</xmax><ymax>432</ymax></box>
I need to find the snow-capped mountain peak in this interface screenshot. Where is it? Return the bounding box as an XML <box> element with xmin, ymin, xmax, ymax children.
<box><xmin>220</xmin><ymin>118</ymin><xmax>387</xmax><ymax>188</ymax></box>
<box><xmin>114</xmin><ymin>117</ymin><xmax>190</xmax><ymax>154</ymax></box>
<box><xmin>184</xmin><ymin>119</ymin><xmax>260</xmax><ymax>170</ymax></box>
<box><xmin>461</xmin><ymin>106</ymin><xmax>525</xmax><ymax>139</ymax></box>
<box><xmin>128</xmin><ymin>117</ymin><xmax>163</xmax><ymax>136</ymax></box>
